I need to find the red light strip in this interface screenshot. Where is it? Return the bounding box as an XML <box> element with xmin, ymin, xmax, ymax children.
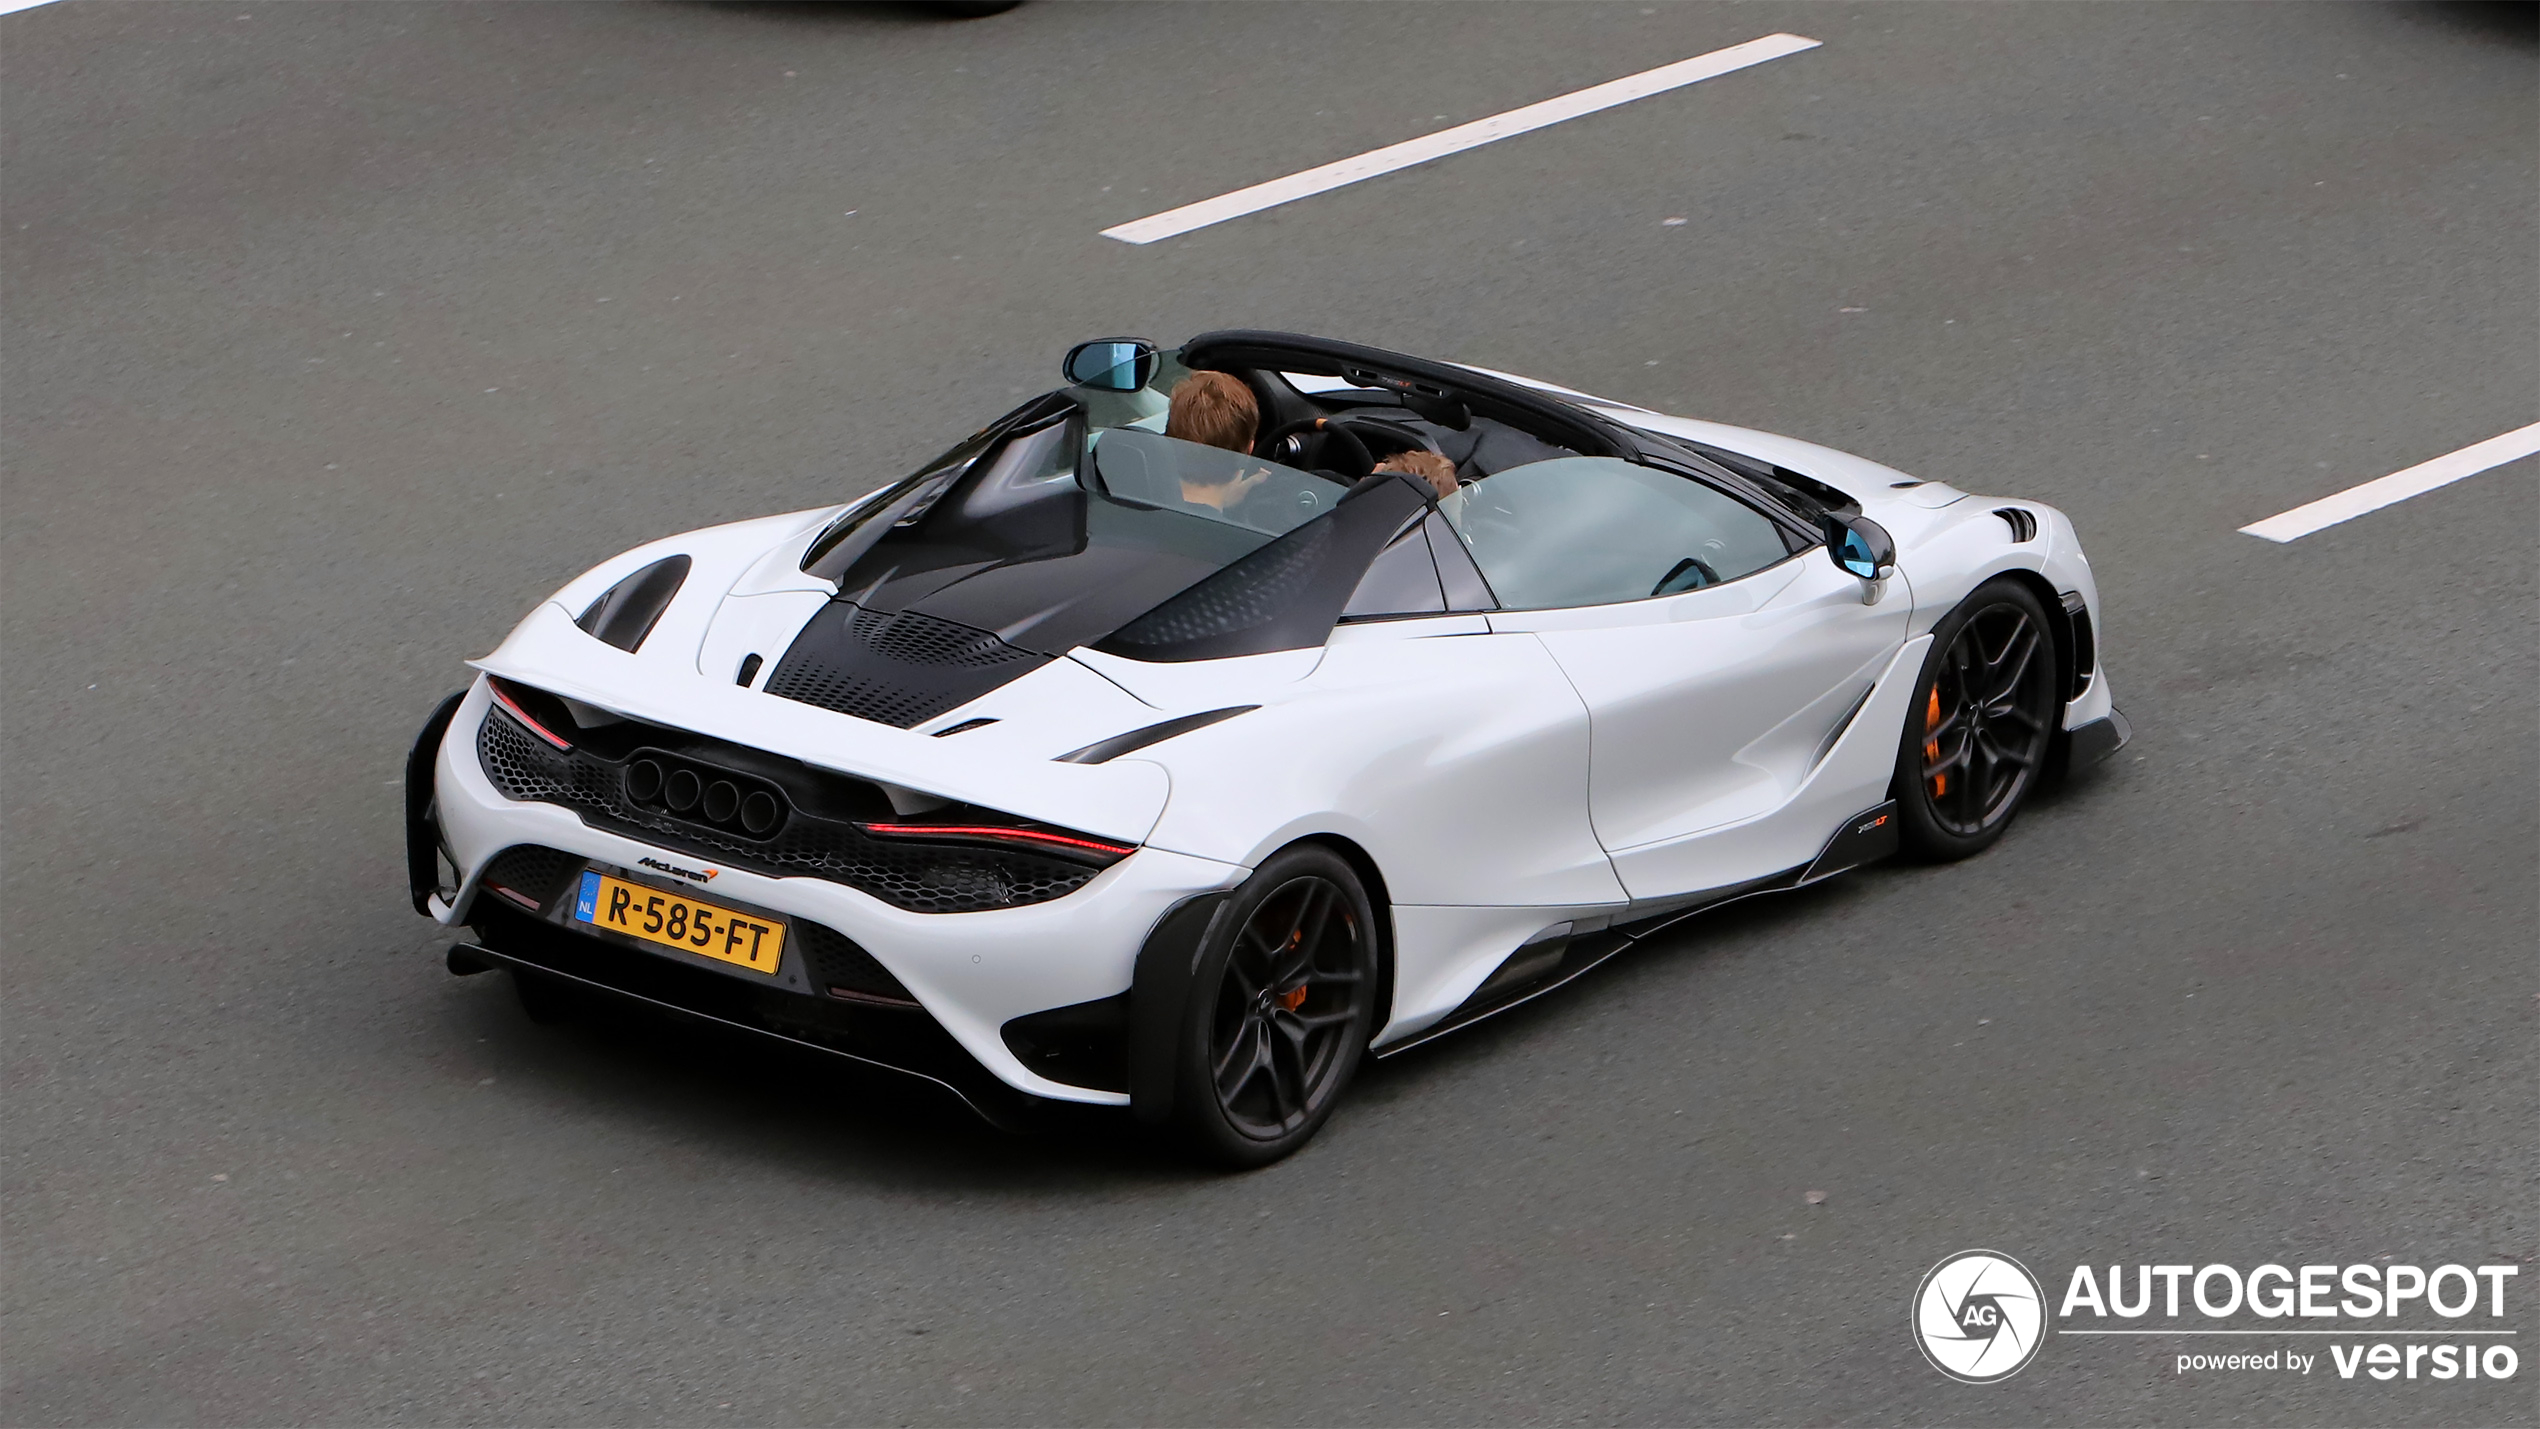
<box><xmin>857</xmin><ymin>822</ymin><xmax>1134</xmax><ymax>857</ymax></box>
<box><xmin>487</xmin><ymin>679</ymin><xmax>573</xmax><ymax>751</ymax></box>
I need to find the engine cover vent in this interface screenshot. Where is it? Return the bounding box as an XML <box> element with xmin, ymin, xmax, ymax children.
<box><xmin>763</xmin><ymin>602</ymin><xmax>1049</xmax><ymax>729</ymax></box>
<box><xmin>1994</xmin><ymin>507</ymin><xmax>2039</xmax><ymax>543</ymax></box>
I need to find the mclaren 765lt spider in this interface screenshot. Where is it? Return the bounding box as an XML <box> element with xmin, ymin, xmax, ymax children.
<box><xmin>407</xmin><ymin>331</ymin><xmax>2129</xmax><ymax>1165</ymax></box>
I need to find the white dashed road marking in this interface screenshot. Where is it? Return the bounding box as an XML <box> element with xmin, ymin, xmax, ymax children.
<box><xmin>2240</xmin><ymin>421</ymin><xmax>2540</xmax><ymax>542</ymax></box>
<box><xmin>1100</xmin><ymin>33</ymin><xmax>1820</xmax><ymax>245</ymax></box>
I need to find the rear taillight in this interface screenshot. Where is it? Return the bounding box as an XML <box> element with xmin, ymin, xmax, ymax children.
<box><xmin>856</xmin><ymin>821</ymin><xmax>1134</xmax><ymax>867</ymax></box>
<box><xmin>487</xmin><ymin>677</ymin><xmax>574</xmax><ymax>751</ymax></box>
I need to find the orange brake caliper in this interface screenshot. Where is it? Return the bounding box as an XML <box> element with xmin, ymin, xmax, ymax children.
<box><xmin>1925</xmin><ymin>686</ymin><xmax>1947</xmax><ymax>799</ymax></box>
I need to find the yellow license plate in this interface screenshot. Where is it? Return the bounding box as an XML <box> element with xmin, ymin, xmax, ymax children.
<box><xmin>571</xmin><ymin>871</ymin><xmax>785</xmax><ymax>976</ymax></box>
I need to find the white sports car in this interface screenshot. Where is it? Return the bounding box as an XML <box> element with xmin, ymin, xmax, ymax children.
<box><xmin>408</xmin><ymin>331</ymin><xmax>2128</xmax><ymax>1165</ymax></box>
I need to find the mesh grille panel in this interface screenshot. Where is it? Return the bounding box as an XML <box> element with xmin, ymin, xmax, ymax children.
<box><xmin>1108</xmin><ymin>520</ymin><xmax>1333</xmax><ymax>649</ymax></box>
<box><xmin>477</xmin><ymin>711</ymin><xmax>1101</xmax><ymax>913</ymax></box>
<box><xmin>794</xmin><ymin>921</ymin><xmax>917</xmax><ymax>1004</ymax></box>
<box><xmin>479</xmin><ymin>844</ymin><xmax>584</xmax><ymax>907</ymax></box>
<box><xmin>763</xmin><ymin>603</ymin><xmax>1047</xmax><ymax>729</ymax></box>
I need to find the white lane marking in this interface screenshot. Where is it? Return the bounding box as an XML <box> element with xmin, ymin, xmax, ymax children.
<box><xmin>2239</xmin><ymin>422</ymin><xmax>2540</xmax><ymax>541</ymax></box>
<box><xmin>0</xmin><ymin>0</ymin><xmax>70</xmax><ymax>15</ymax></box>
<box><xmin>1100</xmin><ymin>33</ymin><xmax>1820</xmax><ymax>245</ymax></box>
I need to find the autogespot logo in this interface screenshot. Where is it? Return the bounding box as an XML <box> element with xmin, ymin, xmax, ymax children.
<box><xmin>1914</xmin><ymin>1250</ymin><xmax>2049</xmax><ymax>1383</ymax></box>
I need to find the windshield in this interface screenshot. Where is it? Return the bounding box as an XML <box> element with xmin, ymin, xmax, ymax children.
<box><xmin>1441</xmin><ymin>456</ymin><xmax>1793</xmax><ymax>609</ymax></box>
<box><xmin>1086</xmin><ymin>427</ymin><xmax>1349</xmax><ymax>539</ymax></box>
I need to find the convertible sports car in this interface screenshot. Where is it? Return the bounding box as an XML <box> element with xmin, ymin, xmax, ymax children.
<box><xmin>407</xmin><ymin>331</ymin><xmax>2128</xmax><ymax>1165</ymax></box>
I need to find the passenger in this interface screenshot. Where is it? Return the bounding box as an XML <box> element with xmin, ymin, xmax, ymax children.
<box><xmin>1373</xmin><ymin>449</ymin><xmax>1459</xmax><ymax>501</ymax></box>
<box><xmin>1164</xmin><ymin>372</ymin><xmax>1269</xmax><ymax>512</ymax></box>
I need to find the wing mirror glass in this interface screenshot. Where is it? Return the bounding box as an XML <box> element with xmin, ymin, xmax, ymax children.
<box><xmin>1822</xmin><ymin>513</ymin><xmax>1895</xmax><ymax>580</ymax></box>
<box><xmin>1062</xmin><ymin>337</ymin><xmax>1160</xmax><ymax>393</ymax></box>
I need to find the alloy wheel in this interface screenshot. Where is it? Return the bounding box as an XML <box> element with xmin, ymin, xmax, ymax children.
<box><xmin>1920</xmin><ymin>601</ymin><xmax>2057</xmax><ymax>837</ymax></box>
<box><xmin>1206</xmin><ymin>874</ymin><xmax>1371</xmax><ymax>1139</ymax></box>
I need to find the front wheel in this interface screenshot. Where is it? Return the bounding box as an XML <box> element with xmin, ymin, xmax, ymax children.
<box><xmin>1171</xmin><ymin>846</ymin><xmax>1381</xmax><ymax>1168</ymax></box>
<box><xmin>1893</xmin><ymin>578</ymin><xmax>2061</xmax><ymax>861</ymax></box>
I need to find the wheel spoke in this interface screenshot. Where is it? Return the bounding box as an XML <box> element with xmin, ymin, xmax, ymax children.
<box><xmin>1214</xmin><ymin>1016</ymin><xmax>1268</xmax><ymax>1101</ymax></box>
<box><xmin>1989</xmin><ymin>624</ymin><xmax>2041</xmax><ymax>703</ymax></box>
<box><xmin>1277</xmin><ymin>1006</ymin><xmax>1357</xmax><ymax>1035</ymax></box>
<box><xmin>1927</xmin><ymin>730</ymin><xmax>1974</xmax><ymax>776</ymax></box>
<box><xmin>1264</xmin><ymin>1023</ymin><xmax>1306</xmax><ymax>1121</ymax></box>
<box><xmin>1270</xmin><ymin>884</ymin><xmax>1328</xmax><ymax>985</ymax></box>
<box><xmin>1233</xmin><ymin>923</ymin><xmax>1282</xmax><ymax>990</ymax></box>
<box><xmin>1995</xmin><ymin>704</ymin><xmax>2045</xmax><ymax>733</ymax></box>
<box><xmin>1959</xmin><ymin>736</ymin><xmax>1988</xmax><ymax>824</ymax></box>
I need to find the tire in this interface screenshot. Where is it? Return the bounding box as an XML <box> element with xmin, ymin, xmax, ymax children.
<box><xmin>1170</xmin><ymin>845</ymin><xmax>1382</xmax><ymax>1168</ymax></box>
<box><xmin>1893</xmin><ymin>578</ymin><xmax>2062</xmax><ymax>861</ymax></box>
<box><xmin>512</xmin><ymin>968</ymin><xmax>576</xmax><ymax>1025</ymax></box>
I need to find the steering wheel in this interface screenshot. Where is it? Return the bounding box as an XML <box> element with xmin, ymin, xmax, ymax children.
<box><xmin>1651</xmin><ymin>556</ymin><xmax>1721</xmax><ymax>596</ymax></box>
<box><xmin>1256</xmin><ymin>416</ymin><xmax>1375</xmax><ymax>481</ymax></box>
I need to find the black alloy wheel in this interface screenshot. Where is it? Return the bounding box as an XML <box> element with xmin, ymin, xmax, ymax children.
<box><xmin>1174</xmin><ymin>845</ymin><xmax>1381</xmax><ymax>1167</ymax></box>
<box><xmin>1895</xmin><ymin>578</ymin><xmax>2061</xmax><ymax>860</ymax></box>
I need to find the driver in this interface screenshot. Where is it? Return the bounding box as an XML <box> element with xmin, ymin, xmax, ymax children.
<box><xmin>1373</xmin><ymin>449</ymin><xmax>1459</xmax><ymax>501</ymax></box>
<box><xmin>1163</xmin><ymin>372</ymin><xmax>1269</xmax><ymax>512</ymax></box>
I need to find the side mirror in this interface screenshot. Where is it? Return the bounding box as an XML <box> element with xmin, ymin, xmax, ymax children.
<box><xmin>1821</xmin><ymin>513</ymin><xmax>1895</xmax><ymax>580</ymax></box>
<box><xmin>1062</xmin><ymin>337</ymin><xmax>1160</xmax><ymax>393</ymax></box>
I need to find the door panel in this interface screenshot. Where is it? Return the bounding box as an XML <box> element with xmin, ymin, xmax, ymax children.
<box><xmin>1494</xmin><ymin>556</ymin><xmax>1909</xmax><ymax>898</ymax></box>
<box><xmin>1140</xmin><ymin>616</ymin><xmax>1624</xmax><ymax>909</ymax></box>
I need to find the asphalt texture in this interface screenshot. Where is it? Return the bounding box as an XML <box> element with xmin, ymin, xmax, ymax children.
<box><xmin>4</xmin><ymin>3</ymin><xmax>2534</xmax><ymax>1424</ymax></box>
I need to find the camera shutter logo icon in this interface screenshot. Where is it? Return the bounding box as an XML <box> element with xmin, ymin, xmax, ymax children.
<box><xmin>1913</xmin><ymin>1250</ymin><xmax>2048</xmax><ymax>1383</ymax></box>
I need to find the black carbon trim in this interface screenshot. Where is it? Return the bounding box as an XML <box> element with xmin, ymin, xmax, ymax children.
<box><xmin>576</xmin><ymin>555</ymin><xmax>691</xmax><ymax>653</ymax></box>
<box><xmin>405</xmin><ymin>689</ymin><xmax>468</xmax><ymax>915</ymax></box>
<box><xmin>1128</xmin><ymin>893</ymin><xmax>1231</xmax><ymax>1124</ymax></box>
<box><xmin>764</xmin><ymin>601</ymin><xmax>1050</xmax><ymax>729</ymax></box>
<box><xmin>1001</xmin><ymin>993</ymin><xmax>1131</xmax><ymax>1094</ymax></box>
<box><xmin>2066</xmin><ymin>709</ymin><xmax>2131</xmax><ymax>770</ymax></box>
<box><xmin>1057</xmin><ymin>707</ymin><xmax>1259</xmax><ymax>765</ymax></box>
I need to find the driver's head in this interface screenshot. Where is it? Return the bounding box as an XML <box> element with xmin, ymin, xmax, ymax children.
<box><xmin>1164</xmin><ymin>371</ymin><xmax>1259</xmax><ymax>456</ymax></box>
<box><xmin>1375</xmin><ymin>449</ymin><xmax>1459</xmax><ymax>500</ymax></box>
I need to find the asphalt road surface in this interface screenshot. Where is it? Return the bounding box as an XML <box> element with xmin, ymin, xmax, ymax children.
<box><xmin>5</xmin><ymin>3</ymin><xmax>2533</xmax><ymax>1424</ymax></box>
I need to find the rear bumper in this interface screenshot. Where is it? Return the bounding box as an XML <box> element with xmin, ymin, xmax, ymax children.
<box><xmin>411</xmin><ymin>678</ymin><xmax>1248</xmax><ymax>1104</ymax></box>
<box><xmin>454</xmin><ymin>900</ymin><xmax>1050</xmax><ymax>1129</ymax></box>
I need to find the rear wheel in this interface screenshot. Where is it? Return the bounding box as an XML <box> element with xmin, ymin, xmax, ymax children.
<box><xmin>1894</xmin><ymin>579</ymin><xmax>2061</xmax><ymax>860</ymax></box>
<box><xmin>1172</xmin><ymin>846</ymin><xmax>1380</xmax><ymax>1168</ymax></box>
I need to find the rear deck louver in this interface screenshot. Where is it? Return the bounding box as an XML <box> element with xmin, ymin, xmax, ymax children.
<box><xmin>762</xmin><ymin>602</ymin><xmax>1048</xmax><ymax>729</ymax></box>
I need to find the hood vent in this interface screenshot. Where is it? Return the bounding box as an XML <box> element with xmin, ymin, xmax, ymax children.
<box><xmin>763</xmin><ymin>602</ymin><xmax>1049</xmax><ymax>729</ymax></box>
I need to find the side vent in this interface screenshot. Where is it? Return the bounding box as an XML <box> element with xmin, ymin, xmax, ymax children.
<box><xmin>577</xmin><ymin>555</ymin><xmax>692</xmax><ymax>652</ymax></box>
<box><xmin>2060</xmin><ymin>591</ymin><xmax>2097</xmax><ymax>696</ymax></box>
<box><xmin>1994</xmin><ymin>507</ymin><xmax>2038</xmax><ymax>543</ymax></box>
